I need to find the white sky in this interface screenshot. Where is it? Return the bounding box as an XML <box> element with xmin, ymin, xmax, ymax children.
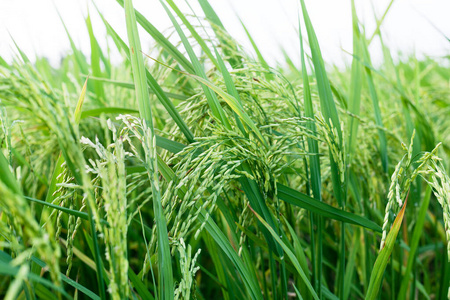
<box><xmin>0</xmin><ymin>0</ymin><xmax>449</xmax><ymax>68</ymax></box>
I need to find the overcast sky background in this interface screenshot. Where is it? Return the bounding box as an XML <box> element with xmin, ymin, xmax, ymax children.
<box><xmin>0</xmin><ymin>0</ymin><xmax>449</xmax><ymax>69</ymax></box>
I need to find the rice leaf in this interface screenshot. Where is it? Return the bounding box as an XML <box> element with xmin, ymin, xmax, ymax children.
<box><xmin>165</xmin><ymin>0</ymin><xmax>219</xmax><ymax>69</ymax></box>
<box><xmin>249</xmin><ymin>206</ymin><xmax>319</xmax><ymax>300</ymax></box>
<box><xmin>124</xmin><ymin>1</ymin><xmax>174</xmax><ymax>298</ymax></box>
<box><xmin>97</xmin><ymin>10</ymin><xmax>195</xmax><ymax>143</ymax></box>
<box><xmin>299</xmin><ymin>12</ymin><xmax>323</xmax><ymax>296</ymax></box>
<box><xmin>160</xmin><ymin>0</ymin><xmax>231</xmax><ymax>130</ymax></box>
<box><xmin>0</xmin><ymin>259</ymin><xmax>70</xmax><ymax>299</ymax></box>
<box><xmin>346</xmin><ymin>0</ymin><xmax>363</xmax><ymax>164</ymax></box>
<box><xmin>360</xmin><ymin>35</ymin><xmax>388</xmax><ymax>173</ymax></box>
<box><xmin>84</xmin><ymin>76</ymin><xmax>188</xmax><ymax>100</ymax></box>
<box><xmin>85</xmin><ymin>13</ymin><xmax>105</xmax><ymax>104</ymax></box>
<box><xmin>239</xmin><ymin>19</ymin><xmax>271</xmax><ymax>75</ymax></box>
<box><xmin>74</xmin><ymin>77</ymin><xmax>89</xmax><ymax>123</ymax></box>
<box><xmin>0</xmin><ymin>147</ymin><xmax>21</xmax><ymax>194</ymax></box>
<box><xmin>197</xmin><ymin>209</ymin><xmax>264</xmax><ymax>300</ymax></box>
<box><xmin>81</xmin><ymin>107</ymin><xmax>139</xmax><ymax>119</ymax></box>
<box><xmin>197</xmin><ymin>0</ymin><xmax>243</xmax><ymax>68</ymax></box>
<box><xmin>298</xmin><ymin>0</ymin><xmax>341</xmax><ymax>142</ymax></box>
<box><xmin>30</xmin><ymin>255</ymin><xmax>100</xmax><ymax>300</ymax></box>
<box><xmin>397</xmin><ymin>185</ymin><xmax>431</xmax><ymax>299</ymax></box>
<box><xmin>299</xmin><ymin>0</ymin><xmax>343</xmax><ymax>210</ymax></box>
<box><xmin>277</xmin><ymin>184</ymin><xmax>382</xmax><ymax>232</ymax></box>
<box><xmin>57</xmin><ymin>11</ymin><xmax>92</xmax><ymax>88</ymax></box>
<box><xmin>366</xmin><ymin>193</ymin><xmax>408</xmax><ymax>300</ymax></box>
<box><xmin>214</xmin><ymin>48</ymin><xmax>247</xmax><ymax>136</ymax></box>
<box><xmin>128</xmin><ymin>269</ymin><xmax>155</xmax><ymax>300</ymax></box>
<box><xmin>116</xmin><ymin>0</ymin><xmax>194</xmax><ymax>73</ymax></box>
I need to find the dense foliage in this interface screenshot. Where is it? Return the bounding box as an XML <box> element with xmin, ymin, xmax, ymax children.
<box><xmin>0</xmin><ymin>0</ymin><xmax>449</xmax><ymax>299</ymax></box>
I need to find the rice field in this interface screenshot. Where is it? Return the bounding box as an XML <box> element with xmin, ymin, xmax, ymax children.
<box><xmin>0</xmin><ymin>0</ymin><xmax>449</xmax><ymax>299</ymax></box>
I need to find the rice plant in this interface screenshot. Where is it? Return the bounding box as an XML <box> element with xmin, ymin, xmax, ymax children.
<box><xmin>1</xmin><ymin>0</ymin><xmax>449</xmax><ymax>299</ymax></box>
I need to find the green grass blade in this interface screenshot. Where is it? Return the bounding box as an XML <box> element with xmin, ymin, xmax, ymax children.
<box><xmin>284</xmin><ymin>216</ymin><xmax>312</xmax><ymax>299</ymax></box>
<box><xmin>214</xmin><ymin>48</ymin><xmax>246</xmax><ymax>136</ymax></box>
<box><xmin>57</xmin><ymin>11</ymin><xmax>90</xmax><ymax>79</ymax></box>
<box><xmin>0</xmin><ymin>55</ymin><xmax>9</xmax><ymax>68</ymax></box>
<box><xmin>299</xmin><ymin>13</ymin><xmax>323</xmax><ymax>296</ymax></box>
<box><xmin>25</xmin><ymin>196</ymin><xmax>105</xmax><ymax>225</ymax></box>
<box><xmin>439</xmin><ymin>255</ymin><xmax>450</xmax><ymax>300</ymax></box>
<box><xmin>366</xmin><ymin>195</ymin><xmax>408</xmax><ymax>300</ymax></box>
<box><xmin>145</xmin><ymin>73</ymin><xmax>196</xmax><ymax>143</ymax></box>
<box><xmin>249</xmin><ymin>206</ymin><xmax>319</xmax><ymax>300</ymax></box>
<box><xmin>30</xmin><ymin>255</ymin><xmax>100</xmax><ymax>300</ymax></box>
<box><xmin>147</xmin><ymin>54</ymin><xmax>267</xmax><ymax>147</ymax></box>
<box><xmin>298</xmin><ymin>16</ymin><xmax>321</xmax><ymax>203</ymax></box>
<box><xmin>197</xmin><ymin>0</ymin><xmax>242</xmax><ymax>68</ymax></box>
<box><xmin>343</xmin><ymin>230</ymin><xmax>360</xmax><ymax>299</ymax></box>
<box><xmin>116</xmin><ymin>0</ymin><xmax>194</xmax><ymax>74</ymax></box>
<box><xmin>155</xmin><ymin>136</ymin><xmax>187</xmax><ymax>154</ymax></box>
<box><xmin>86</xmin><ymin>13</ymin><xmax>105</xmax><ymax>105</ymax></box>
<box><xmin>9</xmin><ymin>36</ymin><xmax>31</xmax><ymax>64</ymax></box>
<box><xmin>339</xmin><ymin>2</ymin><xmax>364</xmax><ymax>297</ymax></box>
<box><xmin>299</xmin><ymin>0</ymin><xmax>341</xmax><ymax>142</ymax></box>
<box><xmin>239</xmin><ymin>19</ymin><xmax>270</xmax><ymax>74</ymax></box>
<box><xmin>124</xmin><ymin>1</ymin><xmax>174</xmax><ymax>298</ymax></box>
<box><xmin>299</xmin><ymin>2</ymin><xmax>347</xmax><ymax>295</ymax></box>
<box><xmin>160</xmin><ymin>0</ymin><xmax>230</xmax><ymax>130</ymax></box>
<box><xmin>124</xmin><ymin>2</ymin><xmax>151</xmax><ymax>122</ymax></box>
<box><xmin>360</xmin><ymin>37</ymin><xmax>388</xmax><ymax>173</ymax></box>
<box><xmin>197</xmin><ymin>0</ymin><xmax>224</xmax><ymax>29</ymax></box>
<box><xmin>202</xmin><ymin>233</ymin><xmax>231</xmax><ymax>300</ymax></box>
<box><xmin>97</xmin><ymin>10</ymin><xmax>195</xmax><ymax>143</ymax></box>
<box><xmin>346</xmin><ymin>0</ymin><xmax>363</xmax><ymax>164</ymax></box>
<box><xmin>277</xmin><ymin>184</ymin><xmax>382</xmax><ymax>232</ymax></box>
<box><xmin>238</xmin><ymin>167</ymin><xmax>286</xmax><ymax>299</ymax></box>
<box><xmin>197</xmin><ymin>210</ymin><xmax>263</xmax><ymax>300</ymax></box>
<box><xmin>74</xmin><ymin>77</ymin><xmax>89</xmax><ymax>123</ymax></box>
<box><xmin>0</xmin><ymin>146</ymin><xmax>21</xmax><ymax>194</ymax></box>
<box><xmin>128</xmin><ymin>269</ymin><xmax>155</xmax><ymax>300</ymax></box>
<box><xmin>299</xmin><ymin>0</ymin><xmax>343</xmax><ymax>212</ymax></box>
<box><xmin>368</xmin><ymin>0</ymin><xmax>395</xmax><ymax>44</ymax></box>
<box><xmin>0</xmin><ymin>259</ymin><xmax>70</xmax><ymax>299</ymax></box>
<box><xmin>165</xmin><ymin>0</ymin><xmax>219</xmax><ymax>69</ymax></box>
<box><xmin>86</xmin><ymin>211</ymin><xmax>106</xmax><ymax>299</ymax></box>
<box><xmin>85</xmin><ymin>76</ymin><xmax>188</xmax><ymax>100</ymax></box>
<box><xmin>397</xmin><ymin>185</ymin><xmax>432</xmax><ymax>299</ymax></box>
<box><xmin>81</xmin><ymin>107</ymin><xmax>139</xmax><ymax>119</ymax></box>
